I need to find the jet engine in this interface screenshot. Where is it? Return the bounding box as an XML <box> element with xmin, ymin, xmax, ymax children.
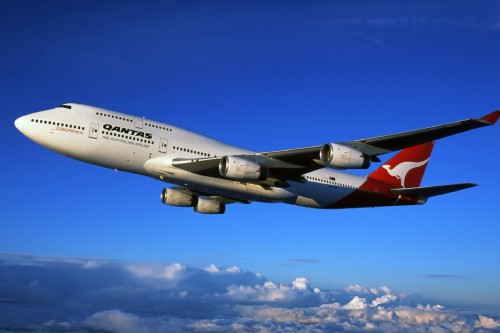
<box><xmin>161</xmin><ymin>188</ymin><xmax>196</xmax><ymax>207</ymax></box>
<box><xmin>219</xmin><ymin>156</ymin><xmax>268</xmax><ymax>181</ymax></box>
<box><xmin>194</xmin><ymin>198</ymin><xmax>226</xmax><ymax>214</ymax></box>
<box><xmin>319</xmin><ymin>143</ymin><xmax>371</xmax><ymax>169</ymax></box>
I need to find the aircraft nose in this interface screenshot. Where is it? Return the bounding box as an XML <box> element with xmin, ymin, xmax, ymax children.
<box><xmin>14</xmin><ymin>116</ymin><xmax>26</xmax><ymax>132</ymax></box>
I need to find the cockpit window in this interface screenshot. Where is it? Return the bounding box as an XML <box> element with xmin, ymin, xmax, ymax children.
<box><xmin>58</xmin><ymin>104</ymin><xmax>72</xmax><ymax>109</ymax></box>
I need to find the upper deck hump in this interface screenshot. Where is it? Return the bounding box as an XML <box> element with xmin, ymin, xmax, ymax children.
<box><xmin>66</xmin><ymin>103</ymin><xmax>251</xmax><ymax>155</ymax></box>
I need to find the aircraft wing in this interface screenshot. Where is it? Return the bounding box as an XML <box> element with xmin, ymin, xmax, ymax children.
<box><xmin>347</xmin><ymin>110</ymin><xmax>500</xmax><ymax>156</ymax></box>
<box><xmin>262</xmin><ymin>110</ymin><xmax>500</xmax><ymax>158</ymax></box>
<box><xmin>172</xmin><ymin>111</ymin><xmax>499</xmax><ymax>181</ymax></box>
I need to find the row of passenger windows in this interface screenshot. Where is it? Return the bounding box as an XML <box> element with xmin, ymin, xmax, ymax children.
<box><xmin>145</xmin><ymin>122</ymin><xmax>173</xmax><ymax>132</ymax></box>
<box><xmin>31</xmin><ymin>118</ymin><xmax>85</xmax><ymax>130</ymax></box>
<box><xmin>305</xmin><ymin>175</ymin><xmax>355</xmax><ymax>188</ymax></box>
<box><xmin>173</xmin><ymin>145</ymin><xmax>212</xmax><ymax>157</ymax></box>
<box><xmin>96</xmin><ymin>112</ymin><xmax>133</xmax><ymax>123</ymax></box>
<box><xmin>95</xmin><ymin>111</ymin><xmax>174</xmax><ymax>133</ymax></box>
<box><xmin>102</xmin><ymin>131</ymin><xmax>154</xmax><ymax>144</ymax></box>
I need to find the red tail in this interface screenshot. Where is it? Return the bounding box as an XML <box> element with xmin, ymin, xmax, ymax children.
<box><xmin>368</xmin><ymin>142</ymin><xmax>434</xmax><ymax>188</ymax></box>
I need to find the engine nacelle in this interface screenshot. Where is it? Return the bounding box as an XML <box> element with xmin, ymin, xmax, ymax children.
<box><xmin>319</xmin><ymin>143</ymin><xmax>371</xmax><ymax>169</ymax></box>
<box><xmin>161</xmin><ymin>188</ymin><xmax>196</xmax><ymax>207</ymax></box>
<box><xmin>194</xmin><ymin>198</ymin><xmax>226</xmax><ymax>214</ymax></box>
<box><xmin>219</xmin><ymin>156</ymin><xmax>268</xmax><ymax>181</ymax></box>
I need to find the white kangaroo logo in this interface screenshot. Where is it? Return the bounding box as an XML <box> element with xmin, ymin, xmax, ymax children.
<box><xmin>382</xmin><ymin>158</ymin><xmax>430</xmax><ymax>188</ymax></box>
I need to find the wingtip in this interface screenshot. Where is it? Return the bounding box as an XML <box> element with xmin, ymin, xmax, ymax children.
<box><xmin>480</xmin><ymin>110</ymin><xmax>500</xmax><ymax>124</ymax></box>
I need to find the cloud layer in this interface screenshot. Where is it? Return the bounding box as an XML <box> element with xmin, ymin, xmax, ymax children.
<box><xmin>0</xmin><ymin>254</ymin><xmax>499</xmax><ymax>333</ymax></box>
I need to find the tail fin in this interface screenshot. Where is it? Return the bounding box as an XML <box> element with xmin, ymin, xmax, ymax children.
<box><xmin>368</xmin><ymin>142</ymin><xmax>434</xmax><ymax>188</ymax></box>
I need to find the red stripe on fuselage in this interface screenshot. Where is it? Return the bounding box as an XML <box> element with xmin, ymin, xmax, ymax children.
<box><xmin>328</xmin><ymin>177</ymin><xmax>419</xmax><ymax>208</ymax></box>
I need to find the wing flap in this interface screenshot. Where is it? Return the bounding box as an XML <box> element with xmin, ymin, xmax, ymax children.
<box><xmin>260</xmin><ymin>146</ymin><xmax>321</xmax><ymax>166</ymax></box>
<box><xmin>172</xmin><ymin>157</ymin><xmax>221</xmax><ymax>177</ymax></box>
<box><xmin>390</xmin><ymin>183</ymin><xmax>477</xmax><ymax>199</ymax></box>
<box><xmin>172</xmin><ymin>154</ymin><xmax>314</xmax><ymax>181</ymax></box>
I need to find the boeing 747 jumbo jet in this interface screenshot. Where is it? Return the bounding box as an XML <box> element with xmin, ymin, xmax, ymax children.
<box><xmin>15</xmin><ymin>104</ymin><xmax>499</xmax><ymax>214</ymax></box>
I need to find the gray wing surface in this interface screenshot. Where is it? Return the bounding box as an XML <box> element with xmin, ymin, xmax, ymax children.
<box><xmin>347</xmin><ymin>111</ymin><xmax>499</xmax><ymax>156</ymax></box>
<box><xmin>172</xmin><ymin>111</ymin><xmax>499</xmax><ymax>181</ymax></box>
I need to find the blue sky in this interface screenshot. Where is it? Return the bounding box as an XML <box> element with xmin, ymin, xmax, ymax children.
<box><xmin>1</xmin><ymin>1</ymin><xmax>500</xmax><ymax>331</ymax></box>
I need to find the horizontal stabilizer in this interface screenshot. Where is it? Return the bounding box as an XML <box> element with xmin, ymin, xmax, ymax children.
<box><xmin>390</xmin><ymin>183</ymin><xmax>477</xmax><ymax>198</ymax></box>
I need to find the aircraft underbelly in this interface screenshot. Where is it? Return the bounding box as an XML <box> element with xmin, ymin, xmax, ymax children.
<box><xmin>143</xmin><ymin>158</ymin><xmax>297</xmax><ymax>203</ymax></box>
<box><xmin>290</xmin><ymin>182</ymin><xmax>357</xmax><ymax>208</ymax></box>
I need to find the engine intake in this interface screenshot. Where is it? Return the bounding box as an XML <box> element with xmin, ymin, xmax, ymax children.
<box><xmin>219</xmin><ymin>156</ymin><xmax>268</xmax><ymax>181</ymax></box>
<box><xmin>319</xmin><ymin>143</ymin><xmax>371</xmax><ymax>169</ymax></box>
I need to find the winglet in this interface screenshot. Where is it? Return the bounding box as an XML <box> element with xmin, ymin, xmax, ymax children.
<box><xmin>480</xmin><ymin>110</ymin><xmax>500</xmax><ymax>124</ymax></box>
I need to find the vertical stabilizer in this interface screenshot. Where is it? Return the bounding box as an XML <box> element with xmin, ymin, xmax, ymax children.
<box><xmin>368</xmin><ymin>142</ymin><xmax>434</xmax><ymax>188</ymax></box>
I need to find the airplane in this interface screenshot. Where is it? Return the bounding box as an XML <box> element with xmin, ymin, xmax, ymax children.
<box><xmin>14</xmin><ymin>104</ymin><xmax>499</xmax><ymax>214</ymax></box>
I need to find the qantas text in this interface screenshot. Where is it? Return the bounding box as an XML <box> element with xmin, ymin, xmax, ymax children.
<box><xmin>103</xmin><ymin>124</ymin><xmax>152</xmax><ymax>139</ymax></box>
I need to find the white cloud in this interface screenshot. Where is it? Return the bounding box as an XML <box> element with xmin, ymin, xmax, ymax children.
<box><xmin>246</xmin><ymin>307</ymin><xmax>313</xmax><ymax>323</ymax></box>
<box><xmin>83</xmin><ymin>310</ymin><xmax>185</xmax><ymax>333</ymax></box>
<box><xmin>1</xmin><ymin>254</ymin><xmax>499</xmax><ymax>333</ymax></box>
<box><xmin>162</xmin><ymin>263</ymin><xmax>185</xmax><ymax>280</ymax></box>
<box><xmin>343</xmin><ymin>296</ymin><xmax>368</xmax><ymax>310</ymax></box>
<box><xmin>369</xmin><ymin>286</ymin><xmax>392</xmax><ymax>296</ymax></box>
<box><xmin>204</xmin><ymin>264</ymin><xmax>241</xmax><ymax>274</ymax></box>
<box><xmin>227</xmin><ymin>281</ymin><xmax>296</xmax><ymax>302</ymax></box>
<box><xmin>126</xmin><ymin>262</ymin><xmax>185</xmax><ymax>280</ymax></box>
<box><xmin>204</xmin><ymin>264</ymin><xmax>219</xmax><ymax>273</ymax></box>
<box><xmin>345</xmin><ymin>284</ymin><xmax>369</xmax><ymax>294</ymax></box>
<box><xmin>341</xmin><ymin>292</ymin><xmax>398</xmax><ymax>311</ymax></box>
<box><xmin>319</xmin><ymin>303</ymin><xmax>341</xmax><ymax>310</ymax></box>
<box><xmin>394</xmin><ymin>306</ymin><xmax>453</xmax><ymax>326</ymax></box>
<box><xmin>84</xmin><ymin>310</ymin><xmax>148</xmax><ymax>333</ymax></box>
<box><xmin>226</xmin><ymin>266</ymin><xmax>242</xmax><ymax>274</ymax></box>
<box><xmin>371</xmin><ymin>294</ymin><xmax>397</xmax><ymax>307</ymax></box>
<box><xmin>379</xmin><ymin>286</ymin><xmax>392</xmax><ymax>295</ymax></box>
<box><xmin>187</xmin><ymin>321</ymin><xmax>226</xmax><ymax>332</ymax></box>
<box><xmin>475</xmin><ymin>315</ymin><xmax>500</xmax><ymax>329</ymax></box>
<box><xmin>292</xmin><ymin>277</ymin><xmax>310</xmax><ymax>290</ymax></box>
<box><xmin>370</xmin><ymin>308</ymin><xmax>394</xmax><ymax>322</ymax></box>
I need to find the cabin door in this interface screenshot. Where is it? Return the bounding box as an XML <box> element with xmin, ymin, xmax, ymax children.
<box><xmin>159</xmin><ymin>138</ymin><xmax>168</xmax><ymax>153</ymax></box>
<box><xmin>134</xmin><ymin>117</ymin><xmax>143</xmax><ymax>129</ymax></box>
<box><xmin>89</xmin><ymin>123</ymin><xmax>99</xmax><ymax>139</ymax></box>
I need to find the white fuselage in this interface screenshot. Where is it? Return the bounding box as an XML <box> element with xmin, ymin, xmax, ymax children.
<box><xmin>15</xmin><ymin>104</ymin><xmax>366</xmax><ymax>208</ymax></box>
